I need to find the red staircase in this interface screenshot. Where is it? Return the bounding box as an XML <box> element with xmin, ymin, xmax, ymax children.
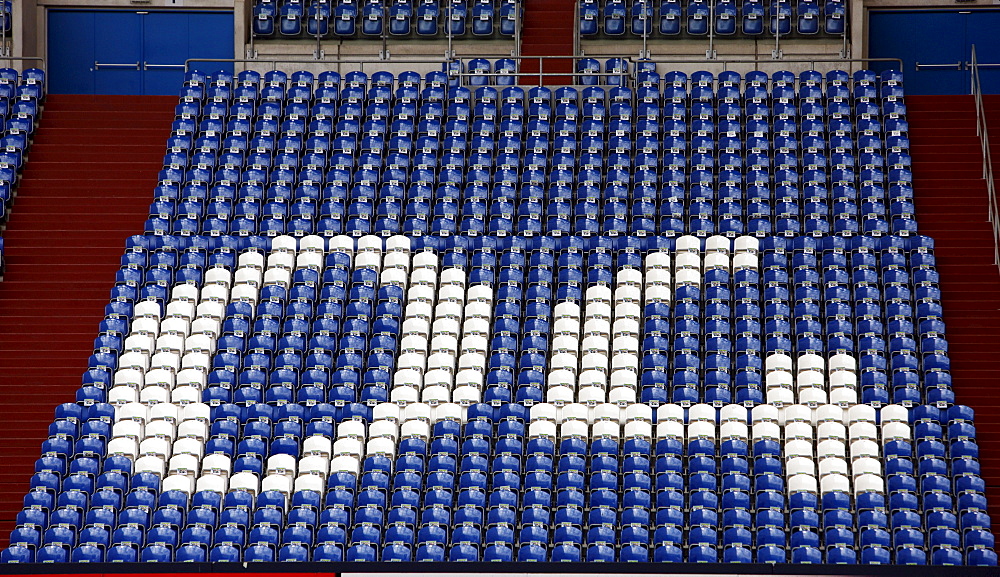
<box><xmin>907</xmin><ymin>94</ymin><xmax>1000</xmax><ymax>533</ymax></box>
<box><xmin>518</xmin><ymin>0</ymin><xmax>576</xmax><ymax>83</ymax></box>
<box><xmin>0</xmin><ymin>94</ymin><xmax>175</xmax><ymax>545</ymax></box>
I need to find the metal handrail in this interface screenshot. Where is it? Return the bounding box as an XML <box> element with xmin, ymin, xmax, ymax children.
<box><xmin>513</xmin><ymin>0</ymin><xmax>522</xmax><ymax>57</ymax></box>
<box><xmin>0</xmin><ymin>56</ymin><xmax>42</xmax><ymax>69</ymax></box>
<box><xmin>186</xmin><ymin>54</ymin><xmax>644</xmax><ymax>86</ymax></box>
<box><xmin>200</xmin><ymin>53</ymin><xmax>905</xmax><ymax>65</ymax></box>
<box><xmin>185</xmin><ymin>56</ymin><xmax>470</xmax><ymax>73</ymax></box>
<box><xmin>188</xmin><ymin>53</ymin><xmax>902</xmax><ymax>73</ymax></box>
<box><xmin>632</xmin><ymin>55</ymin><xmax>903</xmax><ymax>71</ymax></box>
<box><xmin>185</xmin><ymin>54</ymin><xmax>903</xmax><ymax>91</ymax></box>
<box><xmin>970</xmin><ymin>44</ymin><xmax>1000</xmax><ymax>273</ymax></box>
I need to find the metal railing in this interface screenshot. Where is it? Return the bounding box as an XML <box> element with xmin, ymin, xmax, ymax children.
<box><xmin>970</xmin><ymin>44</ymin><xmax>1000</xmax><ymax>273</ymax></box>
<box><xmin>186</xmin><ymin>54</ymin><xmax>644</xmax><ymax>86</ymax></box>
<box><xmin>187</xmin><ymin>55</ymin><xmax>467</xmax><ymax>74</ymax></box>
<box><xmin>444</xmin><ymin>54</ymin><xmax>637</xmax><ymax>87</ymax></box>
<box><xmin>630</xmin><ymin>55</ymin><xmax>901</xmax><ymax>72</ymax></box>
<box><xmin>0</xmin><ymin>56</ymin><xmax>42</xmax><ymax>69</ymax></box>
<box><xmin>190</xmin><ymin>53</ymin><xmax>902</xmax><ymax>80</ymax></box>
<box><xmin>0</xmin><ymin>2</ymin><xmax>10</xmax><ymax>59</ymax></box>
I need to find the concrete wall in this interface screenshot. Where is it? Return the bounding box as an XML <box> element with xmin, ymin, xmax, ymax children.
<box><xmin>238</xmin><ymin>38</ymin><xmax>516</xmax><ymax>75</ymax></box>
<box><xmin>860</xmin><ymin>3</ymin><xmax>1000</xmax><ymax>60</ymax></box>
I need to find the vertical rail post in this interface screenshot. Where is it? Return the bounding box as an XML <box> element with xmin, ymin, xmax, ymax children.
<box><xmin>381</xmin><ymin>3</ymin><xmax>389</xmax><ymax>59</ymax></box>
<box><xmin>641</xmin><ymin>0</ymin><xmax>649</xmax><ymax>59</ymax></box>
<box><xmin>772</xmin><ymin>5</ymin><xmax>780</xmax><ymax>58</ymax></box>
<box><xmin>314</xmin><ymin>3</ymin><xmax>325</xmax><ymax>59</ymax></box>
<box><xmin>514</xmin><ymin>0</ymin><xmax>521</xmax><ymax>56</ymax></box>
<box><xmin>447</xmin><ymin>0</ymin><xmax>454</xmax><ymax>57</ymax></box>
<box><xmin>840</xmin><ymin>0</ymin><xmax>848</xmax><ymax>58</ymax></box>
<box><xmin>707</xmin><ymin>0</ymin><xmax>715</xmax><ymax>59</ymax></box>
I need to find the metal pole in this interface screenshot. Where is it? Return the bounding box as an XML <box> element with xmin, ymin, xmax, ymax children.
<box><xmin>447</xmin><ymin>0</ymin><xmax>454</xmax><ymax>57</ymax></box>
<box><xmin>573</xmin><ymin>0</ymin><xmax>583</xmax><ymax>61</ymax></box>
<box><xmin>573</xmin><ymin>0</ymin><xmax>581</xmax><ymax>61</ymax></box>
<box><xmin>188</xmin><ymin>55</ymin><xmax>905</xmax><ymax>71</ymax></box>
<box><xmin>772</xmin><ymin>4</ymin><xmax>780</xmax><ymax>59</ymax></box>
<box><xmin>972</xmin><ymin>44</ymin><xmax>976</xmax><ymax>95</ymax></box>
<box><xmin>574</xmin><ymin>0</ymin><xmax>582</xmax><ymax>84</ymax></box>
<box><xmin>641</xmin><ymin>0</ymin><xmax>648</xmax><ymax>59</ymax></box>
<box><xmin>706</xmin><ymin>0</ymin><xmax>715</xmax><ymax>59</ymax></box>
<box><xmin>539</xmin><ymin>56</ymin><xmax>543</xmax><ymax>86</ymax></box>
<box><xmin>381</xmin><ymin>3</ymin><xmax>389</xmax><ymax>59</ymax></box>
<box><xmin>248</xmin><ymin>3</ymin><xmax>256</xmax><ymax>59</ymax></box>
<box><xmin>840</xmin><ymin>0</ymin><xmax>848</xmax><ymax>58</ymax></box>
<box><xmin>514</xmin><ymin>0</ymin><xmax>521</xmax><ymax>57</ymax></box>
<box><xmin>314</xmin><ymin>4</ymin><xmax>324</xmax><ymax>59</ymax></box>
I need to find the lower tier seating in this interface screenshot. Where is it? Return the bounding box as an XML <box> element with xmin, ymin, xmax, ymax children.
<box><xmin>2</xmin><ymin>233</ymin><xmax>995</xmax><ymax>565</ymax></box>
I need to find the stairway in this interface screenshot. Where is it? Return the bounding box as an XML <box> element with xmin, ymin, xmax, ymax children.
<box><xmin>0</xmin><ymin>94</ymin><xmax>175</xmax><ymax>545</ymax></box>
<box><xmin>518</xmin><ymin>0</ymin><xmax>576</xmax><ymax>83</ymax></box>
<box><xmin>907</xmin><ymin>94</ymin><xmax>1000</xmax><ymax>534</ymax></box>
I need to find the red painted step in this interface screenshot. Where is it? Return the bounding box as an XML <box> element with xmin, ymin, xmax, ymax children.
<box><xmin>519</xmin><ymin>0</ymin><xmax>576</xmax><ymax>83</ymax></box>
<box><xmin>908</xmin><ymin>94</ymin><xmax>1000</xmax><ymax>541</ymax></box>
<box><xmin>0</xmin><ymin>94</ymin><xmax>174</xmax><ymax>545</ymax></box>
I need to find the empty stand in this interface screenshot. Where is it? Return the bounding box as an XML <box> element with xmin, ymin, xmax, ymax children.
<box><xmin>0</xmin><ymin>66</ymin><xmax>997</xmax><ymax>566</ymax></box>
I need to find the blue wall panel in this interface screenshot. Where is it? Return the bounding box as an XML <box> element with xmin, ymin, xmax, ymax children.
<box><xmin>47</xmin><ymin>10</ymin><xmax>97</xmax><ymax>94</ymax></box>
<box><xmin>94</xmin><ymin>11</ymin><xmax>142</xmax><ymax>95</ymax></box>
<box><xmin>144</xmin><ymin>11</ymin><xmax>234</xmax><ymax>95</ymax></box>
<box><xmin>965</xmin><ymin>15</ymin><xmax>1000</xmax><ymax>94</ymax></box>
<box><xmin>47</xmin><ymin>9</ymin><xmax>233</xmax><ymax>95</ymax></box>
<box><xmin>869</xmin><ymin>9</ymin><xmax>1000</xmax><ymax>94</ymax></box>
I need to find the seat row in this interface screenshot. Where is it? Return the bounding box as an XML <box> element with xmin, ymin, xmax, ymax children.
<box><xmin>40</xmin><ymin>396</ymin><xmax>985</xmax><ymax>427</ymax></box>
<box><xmin>581</xmin><ymin>0</ymin><xmax>846</xmax><ymax>38</ymax></box>
<box><xmin>178</xmin><ymin>67</ymin><xmax>902</xmax><ymax>104</ymax></box>
<box><xmin>149</xmin><ymin>185</ymin><xmax>918</xmax><ymax>223</ymax></box>
<box><xmin>252</xmin><ymin>0</ymin><xmax>518</xmax><ymax>38</ymax></box>
<box><xmin>169</xmin><ymin>115</ymin><xmax>909</xmax><ymax>144</ymax></box>
<box><xmin>114</xmin><ymin>230</ymin><xmax>938</xmax><ymax>253</ymax></box>
<box><xmin>143</xmin><ymin>211</ymin><xmax>919</xmax><ymax>240</ymax></box>
<box><xmin>8</xmin><ymin>531</ymin><xmax>995</xmax><ymax>563</ymax></box>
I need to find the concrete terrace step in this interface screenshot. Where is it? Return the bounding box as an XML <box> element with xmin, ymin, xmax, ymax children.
<box><xmin>0</xmin><ymin>94</ymin><xmax>174</xmax><ymax>543</ymax></box>
<box><xmin>907</xmin><ymin>94</ymin><xmax>1000</xmax><ymax>534</ymax></box>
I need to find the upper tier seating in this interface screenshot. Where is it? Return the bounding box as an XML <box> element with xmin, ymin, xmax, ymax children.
<box><xmin>580</xmin><ymin>0</ymin><xmax>845</xmax><ymax>37</ymax></box>
<box><xmin>253</xmin><ymin>0</ymin><xmax>519</xmax><ymax>38</ymax></box>
<box><xmin>150</xmin><ymin>67</ymin><xmax>913</xmax><ymax>240</ymax></box>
